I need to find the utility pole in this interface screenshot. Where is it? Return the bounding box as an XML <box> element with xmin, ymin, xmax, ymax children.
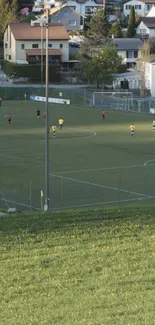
<box><xmin>44</xmin><ymin>6</ymin><xmax>50</xmax><ymax>211</ymax></box>
<box><xmin>41</xmin><ymin>22</ymin><xmax>43</xmax><ymax>88</ymax></box>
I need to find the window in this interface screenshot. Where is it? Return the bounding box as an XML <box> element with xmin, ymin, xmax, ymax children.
<box><xmin>60</xmin><ymin>44</ymin><xmax>63</xmax><ymax>49</ymax></box>
<box><xmin>69</xmin><ymin>20</ymin><xmax>76</xmax><ymax>26</ymax></box>
<box><xmin>85</xmin><ymin>6</ymin><xmax>97</xmax><ymax>15</ymax></box>
<box><xmin>48</xmin><ymin>43</ymin><xmax>52</xmax><ymax>48</ymax></box>
<box><xmin>127</xmin><ymin>50</ymin><xmax>134</xmax><ymax>58</ymax></box>
<box><xmin>5</xmin><ymin>43</ymin><xmax>8</xmax><ymax>48</ymax></box>
<box><xmin>126</xmin><ymin>5</ymin><xmax>131</xmax><ymax>9</ymax></box>
<box><xmin>146</xmin><ymin>4</ymin><xmax>151</xmax><ymax>10</ymax></box>
<box><xmin>9</xmin><ymin>55</ymin><xmax>11</xmax><ymax>60</ymax></box>
<box><xmin>134</xmin><ymin>51</ymin><xmax>138</xmax><ymax>58</ymax></box>
<box><xmin>9</xmin><ymin>32</ymin><xmax>11</xmax><ymax>48</ymax></box>
<box><xmin>21</xmin><ymin>44</ymin><xmax>25</xmax><ymax>49</ymax></box>
<box><xmin>64</xmin><ymin>9</ymin><xmax>69</xmax><ymax>15</ymax></box>
<box><xmin>70</xmin><ymin>6</ymin><xmax>76</xmax><ymax>10</ymax></box>
<box><xmin>135</xmin><ymin>5</ymin><xmax>141</xmax><ymax>9</ymax></box>
<box><xmin>139</xmin><ymin>28</ymin><xmax>147</xmax><ymax>34</ymax></box>
<box><xmin>32</xmin><ymin>44</ymin><xmax>39</xmax><ymax>48</ymax></box>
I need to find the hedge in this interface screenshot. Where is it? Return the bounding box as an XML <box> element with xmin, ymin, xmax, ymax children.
<box><xmin>3</xmin><ymin>61</ymin><xmax>60</xmax><ymax>82</ymax></box>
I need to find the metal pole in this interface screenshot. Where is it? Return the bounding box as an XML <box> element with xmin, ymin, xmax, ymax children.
<box><xmin>41</xmin><ymin>23</ymin><xmax>43</xmax><ymax>88</ymax></box>
<box><xmin>44</xmin><ymin>7</ymin><xmax>50</xmax><ymax>211</ymax></box>
<box><xmin>29</xmin><ymin>181</ymin><xmax>32</xmax><ymax>210</ymax></box>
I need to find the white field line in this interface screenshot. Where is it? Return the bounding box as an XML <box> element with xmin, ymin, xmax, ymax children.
<box><xmin>51</xmin><ymin>174</ymin><xmax>153</xmax><ymax>198</ymax></box>
<box><xmin>51</xmin><ymin>163</ymin><xmax>151</xmax><ymax>175</ymax></box>
<box><xmin>144</xmin><ymin>159</ymin><xmax>155</xmax><ymax>166</ymax></box>
<box><xmin>0</xmin><ymin>198</ymin><xmax>40</xmax><ymax>210</ymax></box>
<box><xmin>41</xmin><ymin>128</ymin><xmax>96</xmax><ymax>141</ymax></box>
<box><xmin>52</xmin><ymin>197</ymin><xmax>153</xmax><ymax>211</ymax></box>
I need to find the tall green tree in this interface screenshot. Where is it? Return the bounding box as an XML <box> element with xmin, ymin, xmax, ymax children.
<box><xmin>0</xmin><ymin>0</ymin><xmax>18</xmax><ymax>40</ymax></box>
<box><xmin>109</xmin><ymin>22</ymin><xmax>123</xmax><ymax>38</ymax></box>
<box><xmin>7</xmin><ymin>0</ymin><xmax>18</xmax><ymax>22</ymax></box>
<box><xmin>88</xmin><ymin>7</ymin><xmax>110</xmax><ymax>39</ymax></box>
<box><xmin>0</xmin><ymin>0</ymin><xmax>9</xmax><ymax>39</ymax></box>
<box><xmin>85</xmin><ymin>45</ymin><xmax>123</xmax><ymax>87</ymax></box>
<box><xmin>126</xmin><ymin>6</ymin><xmax>136</xmax><ymax>37</ymax></box>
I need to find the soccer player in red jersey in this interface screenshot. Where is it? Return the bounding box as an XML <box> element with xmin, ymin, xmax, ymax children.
<box><xmin>101</xmin><ymin>110</ymin><xmax>106</xmax><ymax>119</ymax></box>
<box><xmin>7</xmin><ymin>113</ymin><xmax>12</xmax><ymax>124</ymax></box>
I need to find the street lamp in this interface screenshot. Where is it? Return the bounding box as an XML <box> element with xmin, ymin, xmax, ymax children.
<box><xmin>44</xmin><ymin>6</ymin><xmax>50</xmax><ymax>211</ymax></box>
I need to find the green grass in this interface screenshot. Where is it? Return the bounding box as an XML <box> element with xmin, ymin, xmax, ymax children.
<box><xmin>0</xmin><ymin>206</ymin><xmax>155</xmax><ymax>325</ymax></box>
<box><xmin>0</xmin><ymin>100</ymin><xmax>155</xmax><ymax>210</ymax></box>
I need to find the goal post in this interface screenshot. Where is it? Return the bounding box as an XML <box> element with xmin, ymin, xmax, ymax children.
<box><xmin>92</xmin><ymin>91</ymin><xmax>133</xmax><ymax>110</ymax></box>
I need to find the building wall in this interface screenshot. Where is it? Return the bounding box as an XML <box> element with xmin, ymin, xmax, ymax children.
<box><xmin>123</xmin><ymin>0</ymin><xmax>153</xmax><ymax>17</ymax></box>
<box><xmin>117</xmin><ymin>50</ymin><xmax>126</xmax><ymax>63</ymax></box>
<box><xmin>123</xmin><ymin>0</ymin><xmax>145</xmax><ymax>17</ymax></box>
<box><xmin>4</xmin><ymin>26</ymin><xmax>16</xmax><ymax>62</ymax></box>
<box><xmin>136</xmin><ymin>22</ymin><xmax>155</xmax><ymax>37</ymax></box>
<box><xmin>49</xmin><ymin>7</ymin><xmax>81</xmax><ymax>30</ymax></box>
<box><xmin>136</xmin><ymin>21</ymin><xmax>149</xmax><ymax>35</ymax></box>
<box><xmin>4</xmin><ymin>35</ymin><xmax>69</xmax><ymax>63</ymax></box>
<box><xmin>138</xmin><ymin>60</ymin><xmax>155</xmax><ymax>97</ymax></box>
<box><xmin>113</xmin><ymin>74</ymin><xmax>141</xmax><ymax>89</ymax></box>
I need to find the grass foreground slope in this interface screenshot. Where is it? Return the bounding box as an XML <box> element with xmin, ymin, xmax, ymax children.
<box><xmin>0</xmin><ymin>205</ymin><xmax>155</xmax><ymax>325</ymax></box>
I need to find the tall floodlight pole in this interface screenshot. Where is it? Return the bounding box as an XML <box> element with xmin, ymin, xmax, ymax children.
<box><xmin>44</xmin><ymin>6</ymin><xmax>50</xmax><ymax>211</ymax></box>
<box><xmin>41</xmin><ymin>22</ymin><xmax>43</xmax><ymax>88</ymax></box>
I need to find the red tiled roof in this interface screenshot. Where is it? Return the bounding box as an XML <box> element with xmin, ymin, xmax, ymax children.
<box><xmin>26</xmin><ymin>49</ymin><xmax>62</xmax><ymax>55</ymax></box>
<box><xmin>9</xmin><ymin>23</ymin><xmax>69</xmax><ymax>40</ymax></box>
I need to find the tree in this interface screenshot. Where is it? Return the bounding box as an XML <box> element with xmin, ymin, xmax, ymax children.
<box><xmin>21</xmin><ymin>13</ymin><xmax>37</xmax><ymax>22</ymax></box>
<box><xmin>138</xmin><ymin>40</ymin><xmax>150</xmax><ymax>96</ymax></box>
<box><xmin>84</xmin><ymin>12</ymin><xmax>91</xmax><ymax>31</ymax></box>
<box><xmin>88</xmin><ymin>7</ymin><xmax>110</xmax><ymax>39</ymax></box>
<box><xmin>0</xmin><ymin>0</ymin><xmax>18</xmax><ymax>40</ymax></box>
<box><xmin>7</xmin><ymin>0</ymin><xmax>18</xmax><ymax>23</ymax></box>
<box><xmin>84</xmin><ymin>45</ymin><xmax>123</xmax><ymax>87</ymax></box>
<box><xmin>109</xmin><ymin>22</ymin><xmax>123</xmax><ymax>38</ymax></box>
<box><xmin>126</xmin><ymin>6</ymin><xmax>136</xmax><ymax>37</ymax></box>
<box><xmin>0</xmin><ymin>0</ymin><xmax>9</xmax><ymax>39</ymax></box>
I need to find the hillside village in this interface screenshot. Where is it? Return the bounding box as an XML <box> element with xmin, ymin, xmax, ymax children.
<box><xmin>1</xmin><ymin>0</ymin><xmax>155</xmax><ymax>95</ymax></box>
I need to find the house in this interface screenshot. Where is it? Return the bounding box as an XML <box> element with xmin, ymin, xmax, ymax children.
<box><xmin>123</xmin><ymin>0</ymin><xmax>155</xmax><ymax>17</ymax></box>
<box><xmin>3</xmin><ymin>22</ymin><xmax>69</xmax><ymax>64</ymax></box>
<box><xmin>136</xmin><ymin>17</ymin><xmax>155</xmax><ymax>36</ymax></box>
<box><xmin>42</xmin><ymin>4</ymin><xmax>85</xmax><ymax>30</ymax></box>
<box><xmin>137</xmin><ymin>56</ymin><xmax>155</xmax><ymax>96</ymax></box>
<box><xmin>113</xmin><ymin>71</ymin><xmax>141</xmax><ymax>89</ymax></box>
<box><xmin>32</xmin><ymin>0</ymin><xmax>117</xmax><ymax>21</ymax></box>
<box><xmin>112</xmin><ymin>38</ymin><xmax>143</xmax><ymax>68</ymax></box>
<box><xmin>136</xmin><ymin>6</ymin><xmax>155</xmax><ymax>36</ymax></box>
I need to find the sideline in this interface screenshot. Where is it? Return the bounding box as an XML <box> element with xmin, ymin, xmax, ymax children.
<box><xmin>51</xmin><ymin>174</ymin><xmax>153</xmax><ymax>198</ymax></box>
<box><xmin>52</xmin><ymin>196</ymin><xmax>153</xmax><ymax>210</ymax></box>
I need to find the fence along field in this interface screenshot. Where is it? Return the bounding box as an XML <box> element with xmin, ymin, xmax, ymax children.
<box><xmin>0</xmin><ymin>95</ymin><xmax>155</xmax><ymax>210</ymax></box>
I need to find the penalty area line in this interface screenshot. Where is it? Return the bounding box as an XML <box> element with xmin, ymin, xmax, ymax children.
<box><xmin>144</xmin><ymin>159</ymin><xmax>155</xmax><ymax>166</ymax></box>
<box><xmin>51</xmin><ymin>163</ymin><xmax>145</xmax><ymax>175</ymax></box>
<box><xmin>52</xmin><ymin>197</ymin><xmax>153</xmax><ymax>211</ymax></box>
<box><xmin>51</xmin><ymin>174</ymin><xmax>153</xmax><ymax>198</ymax></box>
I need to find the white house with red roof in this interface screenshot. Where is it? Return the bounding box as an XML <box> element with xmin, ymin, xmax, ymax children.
<box><xmin>4</xmin><ymin>22</ymin><xmax>70</xmax><ymax>64</ymax></box>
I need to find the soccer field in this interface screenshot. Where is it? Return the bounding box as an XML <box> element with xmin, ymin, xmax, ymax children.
<box><xmin>0</xmin><ymin>100</ymin><xmax>155</xmax><ymax>210</ymax></box>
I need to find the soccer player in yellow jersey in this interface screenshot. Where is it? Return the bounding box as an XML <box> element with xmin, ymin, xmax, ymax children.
<box><xmin>130</xmin><ymin>123</ymin><xmax>135</xmax><ymax>136</ymax></box>
<box><xmin>50</xmin><ymin>125</ymin><xmax>57</xmax><ymax>138</ymax></box>
<box><xmin>152</xmin><ymin>120</ymin><xmax>155</xmax><ymax>130</ymax></box>
<box><xmin>59</xmin><ymin>118</ymin><xmax>64</xmax><ymax>130</ymax></box>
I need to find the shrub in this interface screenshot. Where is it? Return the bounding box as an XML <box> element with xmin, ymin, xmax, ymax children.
<box><xmin>3</xmin><ymin>61</ymin><xmax>60</xmax><ymax>82</ymax></box>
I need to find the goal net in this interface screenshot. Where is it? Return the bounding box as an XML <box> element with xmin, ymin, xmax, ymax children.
<box><xmin>92</xmin><ymin>92</ymin><xmax>133</xmax><ymax>111</ymax></box>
